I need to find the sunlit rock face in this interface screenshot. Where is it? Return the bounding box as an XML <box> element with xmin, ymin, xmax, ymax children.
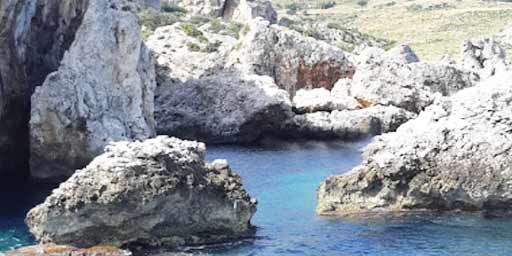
<box><xmin>29</xmin><ymin>0</ymin><xmax>156</xmax><ymax>181</ymax></box>
<box><xmin>27</xmin><ymin>136</ymin><xmax>257</xmax><ymax>250</ymax></box>
<box><xmin>317</xmin><ymin>72</ymin><xmax>512</xmax><ymax>216</ymax></box>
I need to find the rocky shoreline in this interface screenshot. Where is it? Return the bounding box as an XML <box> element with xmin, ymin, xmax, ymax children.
<box><xmin>1</xmin><ymin>0</ymin><xmax>512</xmax><ymax>254</ymax></box>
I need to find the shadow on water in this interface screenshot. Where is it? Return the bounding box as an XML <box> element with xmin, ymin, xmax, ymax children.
<box><xmin>0</xmin><ymin>177</ymin><xmax>56</xmax><ymax>251</ymax></box>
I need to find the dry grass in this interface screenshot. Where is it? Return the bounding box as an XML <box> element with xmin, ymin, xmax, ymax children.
<box><xmin>274</xmin><ymin>0</ymin><xmax>512</xmax><ymax>61</ymax></box>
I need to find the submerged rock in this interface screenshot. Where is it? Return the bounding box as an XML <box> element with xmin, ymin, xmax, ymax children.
<box><xmin>228</xmin><ymin>18</ymin><xmax>355</xmax><ymax>97</ymax></box>
<box><xmin>317</xmin><ymin>72</ymin><xmax>512</xmax><ymax>215</ymax></box>
<box><xmin>155</xmin><ymin>71</ymin><xmax>292</xmax><ymax>143</ymax></box>
<box><xmin>3</xmin><ymin>244</ymin><xmax>131</xmax><ymax>256</ymax></box>
<box><xmin>29</xmin><ymin>0</ymin><xmax>156</xmax><ymax>181</ymax></box>
<box><xmin>26</xmin><ymin>136</ymin><xmax>257</xmax><ymax>249</ymax></box>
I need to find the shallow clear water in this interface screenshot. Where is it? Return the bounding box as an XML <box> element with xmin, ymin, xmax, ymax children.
<box><xmin>2</xmin><ymin>139</ymin><xmax>512</xmax><ymax>255</ymax></box>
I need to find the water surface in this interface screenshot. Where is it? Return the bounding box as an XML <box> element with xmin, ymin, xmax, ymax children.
<box><xmin>2</xmin><ymin>139</ymin><xmax>512</xmax><ymax>255</ymax></box>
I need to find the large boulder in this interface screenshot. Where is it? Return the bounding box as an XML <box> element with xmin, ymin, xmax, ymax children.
<box><xmin>29</xmin><ymin>0</ymin><xmax>156</xmax><ymax>181</ymax></box>
<box><xmin>228</xmin><ymin>18</ymin><xmax>355</xmax><ymax>97</ymax></box>
<box><xmin>337</xmin><ymin>45</ymin><xmax>478</xmax><ymax>113</ymax></box>
<box><xmin>317</xmin><ymin>72</ymin><xmax>512</xmax><ymax>216</ymax></box>
<box><xmin>282</xmin><ymin>105</ymin><xmax>415</xmax><ymax>140</ymax></box>
<box><xmin>155</xmin><ymin>71</ymin><xmax>292</xmax><ymax>143</ymax></box>
<box><xmin>0</xmin><ymin>0</ymin><xmax>88</xmax><ymax>178</ymax></box>
<box><xmin>3</xmin><ymin>244</ymin><xmax>131</xmax><ymax>256</ymax></box>
<box><xmin>26</xmin><ymin>136</ymin><xmax>257</xmax><ymax>249</ymax></box>
<box><xmin>461</xmin><ymin>38</ymin><xmax>509</xmax><ymax>80</ymax></box>
<box><xmin>162</xmin><ymin>0</ymin><xmax>276</xmax><ymax>24</ymax></box>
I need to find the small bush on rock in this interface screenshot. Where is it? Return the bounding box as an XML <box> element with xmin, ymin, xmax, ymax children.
<box><xmin>179</xmin><ymin>23</ymin><xmax>208</xmax><ymax>42</ymax></box>
<box><xmin>161</xmin><ymin>2</ymin><xmax>187</xmax><ymax>13</ymax></box>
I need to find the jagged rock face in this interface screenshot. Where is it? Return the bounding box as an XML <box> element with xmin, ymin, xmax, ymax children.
<box><xmin>228</xmin><ymin>18</ymin><xmax>355</xmax><ymax>97</ymax></box>
<box><xmin>317</xmin><ymin>72</ymin><xmax>512</xmax><ymax>216</ymax></box>
<box><xmin>338</xmin><ymin>45</ymin><xmax>478</xmax><ymax>113</ymax></box>
<box><xmin>162</xmin><ymin>0</ymin><xmax>276</xmax><ymax>24</ymax></box>
<box><xmin>155</xmin><ymin>71</ymin><xmax>292</xmax><ymax>143</ymax></box>
<box><xmin>0</xmin><ymin>0</ymin><xmax>88</xmax><ymax>178</ymax></box>
<box><xmin>282</xmin><ymin>105</ymin><xmax>416</xmax><ymax>140</ymax></box>
<box><xmin>146</xmin><ymin>22</ymin><xmax>238</xmax><ymax>82</ymax></box>
<box><xmin>4</xmin><ymin>244</ymin><xmax>131</xmax><ymax>256</ymax></box>
<box><xmin>222</xmin><ymin>0</ymin><xmax>276</xmax><ymax>24</ymax></box>
<box><xmin>29</xmin><ymin>0</ymin><xmax>156</xmax><ymax>181</ymax></box>
<box><xmin>26</xmin><ymin>136</ymin><xmax>257</xmax><ymax>249</ymax></box>
<box><xmin>461</xmin><ymin>38</ymin><xmax>509</xmax><ymax>80</ymax></box>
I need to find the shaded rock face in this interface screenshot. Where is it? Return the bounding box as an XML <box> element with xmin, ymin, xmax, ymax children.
<box><xmin>461</xmin><ymin>38</ymin><xmax>508</xmax><ymax>80</ymax></box>
<box><xmin>26</xmin><ymin>136</ymin><xmax>256</xmax><ymax>250</ymax></box>
<box><xmin>4</xmin><ymin>244</ymin><xmax>131</xmax><ymax>256</ymax></box>
<box><xmin>228</xmin><ymin>18</ymin><xmax>354</xmax><ymax>97</ymax></box>
<box><xmin>317</xmin><ymin>72</ymin><xmax>512</xmax><ymax>216</ymax></box>
<box><xmin>338</xmin><ymin>45</ymin><xmax>478</xmax><ymax>113</ymax></box>
<box><xmin>155</xmin><ymin>71</ymin><xmax>292</xmax><ymax>143</ymax></box>
<box><xmin>0</xmin><ymin>0</ymin><xmax>88</xmax><ymax>178</ymax></box>
<box><xmin>29</xmin><ymin>0</ymin><xmax>156</xmax><ymax>181</ymax></box>
<box><xmin>162</xmin><ymin>0</ymin><xmax>276</xmax><ymax>23</ymax></box>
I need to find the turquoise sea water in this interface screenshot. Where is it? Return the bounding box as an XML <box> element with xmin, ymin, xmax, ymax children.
<box><xmin>2</xmin><ymin>139</ymin><xmax>512</xmax><ymax>255</ymax></box>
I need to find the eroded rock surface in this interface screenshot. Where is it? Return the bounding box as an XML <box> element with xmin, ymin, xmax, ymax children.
<box><xmin>162</xmin><ymin>0</ymin><xmax>276</xmax><ymax>23</ymax></box>
<box><xmin>338</xmin><ymin>45</ymin><xmax>478</xmax><ymax>113</ymax></box>
<box><xmin>0</xmin><ymin>0</ymin><xmax>88</xmax><ymax>178</ymax></box>
<box><xmin>26</xmin><ymin>136</ymin><xmax>257</xmax><ymax>249</ymax></box>
<box><xmin>155</xmin><ymin>71</ymin><xmax>292</xmax><ymax>143</ymax></box>
<box><xmin>3</xmin><ymin>244</ymin><xmax>131</xmax><ymax>256</ymax></box>
<box><xmin>228</xmin><ymin>18</ymin><xmax>354</xmax><ymax>97</ymax></box>
<box><xmin>30</xmin><ymin>0</ymin><xmax>156</xmax><ymax>181</ymax></box>
<box><xmin>317</xmin><ymin>72</ymin><xmax>512</xmax><ymax>215</ymax></box>
<box><xmin>461</xmin><ymin>38</ymin><xmax>509</xmax><ymax>80</ymax></box>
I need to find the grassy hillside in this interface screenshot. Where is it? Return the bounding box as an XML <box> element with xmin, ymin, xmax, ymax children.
<box><xmin>274</xmin><ymin>0</ymin><xmax>512</xmax><ymax>61</ymax></box>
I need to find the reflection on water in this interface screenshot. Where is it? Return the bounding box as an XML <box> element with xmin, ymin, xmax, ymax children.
<box><xmin>2</xmin><ymin>139</ymin><xmax>512</xmax><ymax>255</ymax></box>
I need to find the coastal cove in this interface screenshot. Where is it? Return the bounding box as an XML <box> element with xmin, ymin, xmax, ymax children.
<box><xmin>2</xmin><ymin>139</ymin><xmax>512</xmax><ymax>255</ymax></box>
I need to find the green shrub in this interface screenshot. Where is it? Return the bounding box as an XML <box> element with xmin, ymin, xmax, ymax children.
<box><xmin>224</xmin><ymin>22</ymin><xmax>243</xmax><ymax>39</ymax></box>
<box><xmin>320</xmin><ymin>1</ymin><xmax>336</xmax><ymax>9</ymax></box>
<box><xmin>189</xmin><ymin>16</ymin><xmax>211</xmax><ymax>26</ymax></box>
<box><xmin>138</xmin><ymin>10</ymin><xmax>183</xmax><ymax>31</ymax></box>
<box><xmin>179</xmin><ymin>23</ymin><xmax>208</xmax><ymax>42</ymax></box>
<box><xmin>161</xmin><ymin>2</ymin><xmax>187</xmax><ymax>13</ymax></box>
<box><xmin>187</xmin><ymin>42</ymin><xmax>201</xmax><ymax>52</ymax></box>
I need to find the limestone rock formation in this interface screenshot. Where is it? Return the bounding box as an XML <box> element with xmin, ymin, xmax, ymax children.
<box><xmin>292</xmin><ymin>88</ymin><xmax>359</xmax><ymax>114</ymax></box>
<box><xmin>3</xmin><ymin>244</ymin><xmax>131</xmax><ymax>256</ymax></box>
<box><xmin>26</xmin><ymin>136</ymin><xmax>257</xmax><ymax>249</ymax></box>
<box><xmin>155</xmin><ymin>71</ymin><xmax>292</xmax><ymax>143</ymax></box>
<box><xmin>461</xmin><ymin>38</ymin><xmax>509</xmax><ymax>80</ymax></box>
<box><xmin>0</xmin><ymin>0</ymin><xmax>88</xmax><ymax>178</ymax></box>
<box><xmin>338</xmin><ymin>45</ymin><xmax>478</xmax><ymax>113</ymax></box>
<box><xmin>146</xmin><ymin>22</ymin><xmax>239</xmax><ymax>82</ymax></box>
<box><xmin>317</xmin><ymin>72</ymin><xmax>512</xmax><ymax>215</ymax></box>
<box><xmin>282</xmin><ymin>105</ymin><xmax>416</xmax><ymax>140</ymax></box>
<box><xmin>29</xmin><ymin>0</ymin><xmax>156</xmax><ymax>181</ymax></box>
<box><xmin>228</xmin><ymin>18</ymin><xmax>355</xmax><ymax>97</ymax></box>
<box><xmin>162</xmin><ymin>0</ymin><xmax>276</xmax><ymax>24</ymax></box>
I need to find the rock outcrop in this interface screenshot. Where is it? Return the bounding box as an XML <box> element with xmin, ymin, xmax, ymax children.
<box><xmin>29</xmin><ymin>0</ymin><xmax>156</xmax><ymax>181</ymax></box>
<box><xmin>461</xmin><ymin>38</ymin><xmax>509</xmax><ymax>80</ymax></box>
<box><xmin>228</xmin><ymin>18</ymin><xmax>355</xmax><ymax>97</ymax></box>
<box><xmin>337</xmin><ymin>45</ymin><xmax>478</xmax><ymax>113</ymax></box>
<box><xmin>0</xmin><ymin>0</ymin><xmax>88</xmax><ymax>178</ymax></box>
<box><xmin>317</xmin><ymin>72</ymin><xmax>512</xmax><ymax>216</ymax></box>
<box><xmin>147</xmin><ymin>22</ymin><xmax>239</xmax><ymax>82</ymax></box>
<box><xmin>3</xmin><ymin>244</ymin><xmax>131</xmax><ymax>256</ymax></box>
<box><xmin>155</xmin><ymin>71</ymin><xmax>292</xmax><ymax>143</ymax></box>
<box><xmin>26</xmin><ymin>136</ymin><xmax>257</xmax><ymax>249</ymax></box>
<box><xmin>282</xmin><ymin>105</ymin><xmax>416</xmax><ymax>140</ymax></box>
<box><xmin>162</xmin><ymin>0</ymin><xmax>276</xmax><ymax>24</ymax></box>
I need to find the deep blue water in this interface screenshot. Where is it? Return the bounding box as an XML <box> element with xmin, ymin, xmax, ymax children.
<box><xmin>2</xmin><ymin>139</ymin><xmax>512</xmax><ymax>255</ymax></box>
